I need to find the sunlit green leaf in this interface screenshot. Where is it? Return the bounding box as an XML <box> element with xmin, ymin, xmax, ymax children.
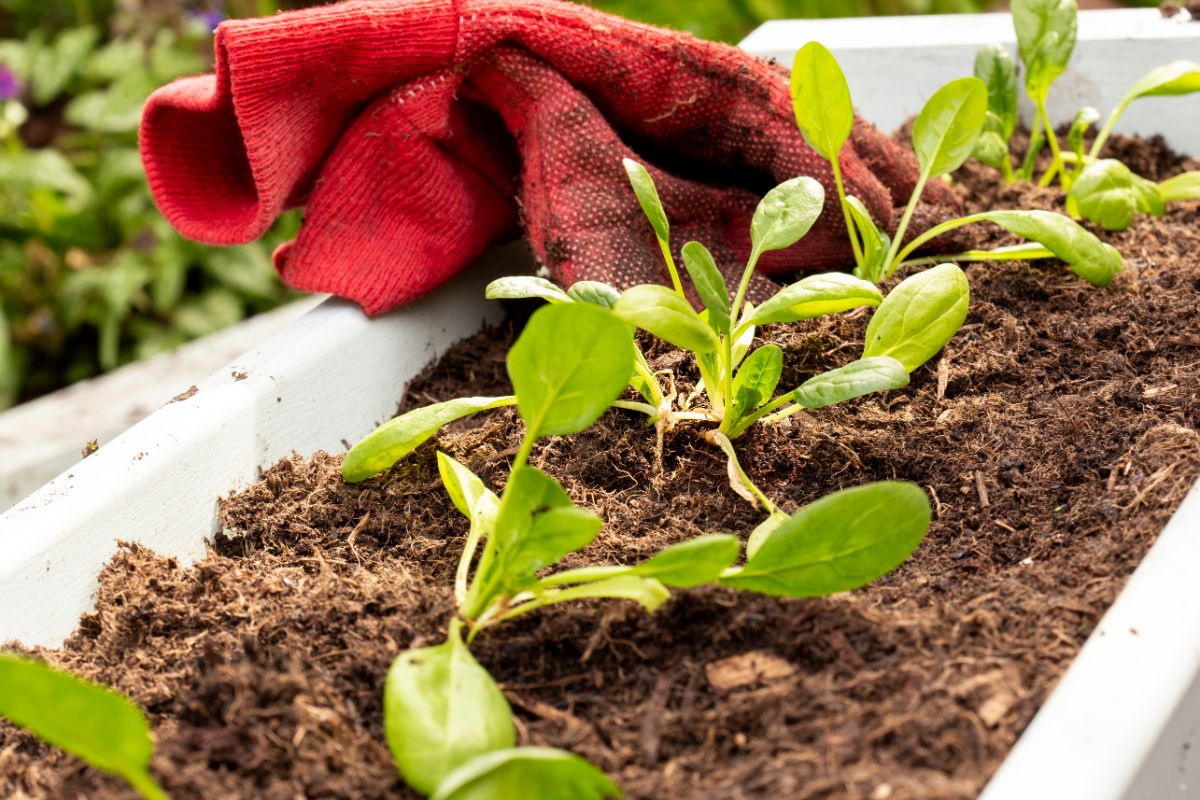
<box><xmin>744</xmin><ymin>272</ymin><xmax>882</xmax><ymax>327</ymax></box>
<box><xmin>486</xmin><ymin>276</ymin><xmax>571</xmax><ymax>304</ymax></box>
<box><xmin>844</xmin><ymin>196</ymin><xmax>891</xmax><ymax>284</ymax></box>
<box><xmin>1068</xmin><ymin>159</ymin><xmax>1160</xmax><ymax>230</ymax></box>
<box><xmin>1158</xmin><ymin>171</ymin><xmax>1200</xmax><ymax>203</ymax></box>
<box><xmin>790</xmin><ymin>41</ymin><xmax>854</xmax><ymax>162</ymax></box>
<box><xmin>431</xmin><ymin>747</ymin><xmax>622</xmax><ymax>800</ymax></box>
<box><xmin>1066</xmin><ymin>106</ymin><xmax>1100</xmax><ymax>161</ymax></box>
<box><xmin>613</xmin><ymin>284</ymin><xmax>719</xmax><ymax>354</ymax></box>
<box><xmin>974</xmin><ymin>44</ymin><xmax>1018</xmax><ymax>138</ymax></box>
<box><xmin>750</xmin><ymin>177</ymin><xmax>825</xmax><ymax>255</ymax></box>
<box><xmin>437</xmin><ymin>451</ymin><xmax>500</xmax><ymax>531</ymax></box>
<box><xmin>976</xmin><ymin>209</ymin><xmax>1124</xmax><ymax>285</ymax></box>
<box><xmin>912</xmin><ymin>77</ymin><xmax>989</xmax><ymax>177</ymax></box>
<box><xmin>632</xmin><ymin>534</ymin><xmax>741</xmax><ymax>587</ymax></box>
<box><xmin>1013</xmin><ymin>0</ymin><xmax>1078</xmax><ymax>102</ymax></box>
<box><xmin>732</xmin><ymin>344</ymin><xmax>783</xmax><ymax>419</ymax></box>
<box><xmin>623</xmin><ymin>159</ymin><xmax>669</xmax><ymax>242</ymax></box>
<box><xmin>792</xmin><ymin>356</ymin><xmax>910</xmax><ymax>409</ymax></box>
<box><xmin>567</xmin><ymin>281</ymin><xmax>620</xmax><ymax>309</ymax></box>
<box><xmin>720</xmin><ymin>482</ymin><xmax>930</xmax><ymax>597</ymax></box>
<box><xmin>681</xmin><ymin>241</ymin><xmax>730</xmax><ymax>336</ymax></box>
<box><xmin>863</xmin><ymin>264</ymin><xmax>969</xmax><ymax>372</ymax></box>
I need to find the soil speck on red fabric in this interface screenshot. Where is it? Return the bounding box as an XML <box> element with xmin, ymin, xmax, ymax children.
<box><xmin>2</xmin><ymin>135</ymin><xmax>1199</xmax><ymax>800</ymax></box>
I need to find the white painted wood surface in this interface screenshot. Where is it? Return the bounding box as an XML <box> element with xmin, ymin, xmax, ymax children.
<box><xmin>0</xmin><ymin>246</ymin><xmax>518</xmax><ymax>646</ymax></box>
<box><xmin>0</xmin><ymin>297</ymin><xmax>322</xmax><ymax>514</ymax></box>
<box><xmin>742</xmin><ymin>9</ymin><xmax>1200</xmax><ymax>154</ymax></box>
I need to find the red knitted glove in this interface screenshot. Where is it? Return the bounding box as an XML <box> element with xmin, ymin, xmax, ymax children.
<box><xmin>140</xmin><ymin>0</ymin><xmax>955</xmax><ymax>315</ymax></box>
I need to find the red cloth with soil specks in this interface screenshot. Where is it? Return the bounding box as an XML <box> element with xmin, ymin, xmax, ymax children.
<box><xmin>140</xmin><ymin>0</ymin><xmax>950</xmax><ymax>315</ymax></box>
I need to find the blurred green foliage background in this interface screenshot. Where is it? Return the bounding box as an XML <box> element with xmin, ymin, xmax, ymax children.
<box><xmin>0</xmin><ymin>0</ymin><xmax>1148</xmax><ymax>411</ymax></box>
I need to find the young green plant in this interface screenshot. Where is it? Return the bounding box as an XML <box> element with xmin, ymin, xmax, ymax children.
<box><xmin>791</xmin><ymin>41</ymin><xmax>1123</xmax><ymax>288</ymax></box>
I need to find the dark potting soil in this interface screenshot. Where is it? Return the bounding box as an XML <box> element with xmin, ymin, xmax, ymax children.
<box><xmin>3</xmin><ymin>135</ymin><xmax>1200</xmax><ymax>800</ymax></box>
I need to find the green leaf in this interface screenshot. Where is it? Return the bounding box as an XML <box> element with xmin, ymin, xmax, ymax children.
<box><xmin>384</xmin><ymin>631</ymin><xmax>515</xmax><ymax>796</ymax></box>
<box><xmin>844</xmin><ymin>196</ymin><xmax>891</xmax><ymax>284</ymax></box>
<box><xmin>492</xmin><ymin>466</ymin><xmax>572</xmax><ymax>564</ymax></box>
<box><xmin>567</xmin><ymin>281</ymin><xmax>620</xmax><ymax>309</ymax></box>
<box><xmin>507</xmin><ymin>507</ymin><xmax>603</xmax><ymax>589</ymax></box>
<box><xmin>719</xmin><ymin>482</ymin><xmax>931</xmax><ymax>597</ymax></box>
<box><xmin>1122</xmin><ymin>60</ymin><xmax>1200</xmax><ymax>103</ymax></box>
<box><xmin>975</xmin><ymin>209</ymin><xmax>1124</xmax><ymax>285</ymax></box>
<box><xmin>540</xmin><ymin>575</ymin><xmax>670</xmax><ymax>613</ymax></box>
<box><xmin>974</xmin><ymin>44</ymin><xmax>1018</xmax><ymax>137</ymax></box>
<box><xmin>486</xmin><ymin>276</ymin><xmax>571</xmax><ymax>304</ymax></box>
<box><xmin>0</xmin><ymin>653</ymin><xmax>165</xmax><ymax>800</ymax></box>
<box><xmin>750</xmin><ymin>177</ymin><xmax>826</xmax><ymax>255</ymax></box>
<box><xmin>912</xmin><ymin>77</ymin><xmax>989</xmax><ymax>178</ymax></box>
<box><xmin>437</xmin><ymin>451</ymin><xmax>500</xmax><ymax>530</ymax></box>
<box><xmin>680</xmin><ymin>241</ymin><xmax>730</xmax><ymax>335</ymax></box>
<box><xmin>431</xmin><ymin>747</ymin><xmax>622</xmax><ymax>800</ymax></box>
<box><xmin>632</xmin><ymin>534</ymin><xmax>741</xmax><ymax>588</ymax></box>
<box><xmin>613</xmin><ymin>284</ymin><xmax>719</xmax><ymax>354</ymax></box>
<box><xmin>1068</xmin><ymin>159</ymin><xmax>1155</xmax><ymax>230</ymax></box>
<box><xmin>1158</xmin><ymin>171</ymin><xmax>1200</xmax><ymax>203</ymax></box>
<box><xmin>747</xmin><ymin>512</ymin><xmax>790</xmax><ymax>561</ymax></box>
<box><xmin>508</xmin><ymin>303</ymin><xmax>635</xmax><ymax>439</ymax></box>
<box><xmin>863</xmin><ymin>264</ymin><xmax>969</xmax><ymax>372</ymax></box>
<box><xmin>744</xmin><ymin>272</ymin><xmax>882</xmax><ymax>327</ymax></box>
<box><xmin>792</xmin><ymin>356</ymin><xmax>910</xmax><ymax>409</ymax></box>
<box><xmin>973</xmin><ymin>112</ymin><xmax>1012</xmax><ymax>169</ymax></box>
<box><xmin>732</xmin><ymin>345</ymin><xmax>783</xmax><ymax>418</ymax></box>
<box><xmin>1013</xmin><ymin>0</ymin><xmax>1078</xmax><ymax>102</ymax></box>
<box><xmin>1066</xmin><ymin>107</ymin><xmax>1100</xmax><ymax>160</ymax></box>
<box><xmin>790</xmin><ymin>41</ymin><xmax>854</xmax><ymax>162</ymax></box>
<box><xmin>623</xmin><ymin>158</ymin><xmax>669</xmax><ymax>242</ymax></box>
<box><xmin>343</xmin><ymin>396</ymin><xmax>514</xmax><ymax>482</ymax></box>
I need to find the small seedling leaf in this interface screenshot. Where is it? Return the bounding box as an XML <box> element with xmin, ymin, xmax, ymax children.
<box><xmin>567</xmin><ymin>281</ymin><xmax>621</xmax><ymax>310</ymax></box>
<box><xmin>863</xmin><ymin>264</ymin><xmax>969</xmax><ymax>372</ymax></box>
<box><xmin>1014</xmin><ymin>0</ymin><xmax>1078</xmax><ymax>101</ymax></box>
<box><xmin>438</xmin><ymin>452</ymin><xmax>500</xmax><ymax>531</ymax></box>
<box><xmin>790</xmin><ymin>41</ymin><xmax>854</xmax><ymax>162</ymax></box>
<box><xmin>792</xmin><ymin>356</ymin><xmax>910</xmax><ymax>409</ymax></box>
<box><xmin>720</xmin><ymin>481</ymin><xmax>931</xmax><ymax>597</ymax></box>
<box><xmin>1158</xmin><ymin>171</ymin><xmax>1200</xmax><ymax>203</ymax></box>
<box><xmin>976</xmin><ymin>209</ymin><xmax>1124</xmax><ymax>285</ymax></box>
<box><xmin>973</xmin><ymin>112</ymin><xmax>1012</xmax><ymax>170</ymax></box>
<box><xmin>1068</xmin><ymin>159</ymin><xmax>1147</xmax><ymax>230</ymax></box>
<box><xmin>681</xmin><ymin>241</ymin><xmax>730</xmax><ymax>335</ymax></box>
<box><xmin>1122</xmin><ymin>60</ymin><xmax>1200</xmax><ymax>103</ymax></box>
<box><xmin>613</xmin><ymin>284</ymin><xmax>719</xmax><ymax>354</ymax></box>
<box><xmin>344</xmin><ymin>396</ymin><xmax>514</xmax><ymax>482</ymax></box>
<box><xmin>912</xmin><ymin>77</ymin><xmax>989</xmax><ymax>178</ymax></box>
<box><xmin>750</xmin><ymin>177</ymin><xmax>825</xmax><ymax>255</ymax></box>
<box><xmin>974</xmin><ymin>44</ymin><xmax>1018</xmax><ymax>138</ymax></box>
<box><xmin>623</xmin><ymin>158</ymin><xmax>669</xmax><ymax>243</ymax></box>
<box><xmin>0</xmin><ymin>653</ymin><xmax>164</xmax><ymax>800</ymax></box>
<box><xmin>843</xmin><ymin>196</ymin><xmax>891</xmax><ymax>284</ymax></box>
<box><xmin>633</xmin><ymin>534</ymin><xmax>741</xmax><ymax>588</ymax></box>
<box><xmin>486</xmin><ymin>276</ymin><xmax>571</xmax><ymax>304</ymax></box>
<box><xmin>431</xmin><ymin>747</ymin><xmax>623</xmax><ymax>800</ymax></box>
<box><xmin>744</xmin><ymin>272</ymin><xmax>882</xmax><ymax>327</ymax></box>
<box><xmin>506</xmin><ymin>507</ymin><xmax>603</xmax><ymax>590</ymax></box>
<box><xmin>543</xmin><ymin>575</ymin><xmax>671</xmax><ymax>613</ymax></box>
<box><xmin>732</xmin><ymin>344</ymin><xmax>783</xmax><ymax>420</ymax></box>
<box><xmin>490</xmin><ymin>466</ymin><xmax>573</xmax><ymax>586</ymax></box>
<box><xmin>508</xmin><ymin>303</ymin><xmax>634</xmax><ymax>439</ymax></box>
<box><xmin>384</xmin><ymin>632</ymin><xmax>515</xmax><ymax>796</ymax></box>
<box><xmin>1066</xmin><ymin>107</ymin><xmax>1100</xmax><ymax>159</ymax></box>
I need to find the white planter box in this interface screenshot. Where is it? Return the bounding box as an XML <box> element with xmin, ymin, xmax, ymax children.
<box><xmin>2</xmin><ymin>10</ymin><xmax>1198</xmax><ymax>800</ymax></box>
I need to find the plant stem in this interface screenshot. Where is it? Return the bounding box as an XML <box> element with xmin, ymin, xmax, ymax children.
<box><xmin>657</xmin><ymin>237</ymin><xmax>686</xmax><ymax>300</ymax></box>
<box><xmin>727</xmin><ymin>391</ymin><xmax>794</xmax><ymax>437</ymax></box>
<box><xmin>832</xmin><ymin>157</ymin><xmax>864</xmax><ymax>268</ymax></box>
<box><xmin>882</xmin><ymin>172</ymin><xmax>929</xmax><ymax>279</ymax></box>
<box><xmin>1088</xmin><ymin>100</ymin><xmax>1128</xmax><ymax>161</ymax></box>
<box><xmin>891</xmin><ymin>212</ymin><xmax>989</xmax><ymax>267</ymax></box>
<box><xmin>611</xmin><ymin>399</ymin><xmax>659</xmax><ymax>418</ymax></box>
<box><xmin>1018</xmin><ymin>114</ymin><xmax>1044</xmax><ymax>181</ymax></box>
<box><xmin>127</xmin><ymin>771</ymin><xmax>169</xmax><ymax>800</ymax></box>
<box><xmin>897</xmin><ymin>244</ymin><xmax>1055</xmax><ymax>268</ymax></box>
<box><xmin>711</xmin><ymin>431</ymin><xmax>778</xmax><ymax>514</ymax></box>
<box><xmin>1038</xmin><ymin>103</ymin><xmax>1067</xmax><ymax>189</ymax></box>
<box><xmin>454</xmin><ymin>518</ymin><xmax>485</xmax><ymax>606</ymax></box>
<box><xmin>758</xmin><ymin>403</ymin><xmax>806</xmax><ymax>425</ymax></box>
<box><xmin>721</xmin><ymin>250</ymin><xmax>762</xmax><ymax>429</ymax></box>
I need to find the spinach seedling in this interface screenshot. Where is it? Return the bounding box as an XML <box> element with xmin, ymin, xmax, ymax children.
<box><xmin>379</xmin><ymin>301</ymin><xmax>934</xmax><ymax>799</ymax></box>
<box><xmin>791</xmin><ymin>41</ymin><xmax>1123</xmax><ymax>288</ymax></box>
<box><xmin>0</xmin><ymin>652</ymin><xmax>169</xmax><ymax>800</ymax></box>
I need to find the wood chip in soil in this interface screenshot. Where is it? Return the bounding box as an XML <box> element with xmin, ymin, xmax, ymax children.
<box><xmin>2</xmin><ymin>134</ymin><xmax>1199</xmax><ymax>800</ymax></box>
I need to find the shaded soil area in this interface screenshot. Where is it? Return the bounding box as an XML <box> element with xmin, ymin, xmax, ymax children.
<box><xmin>3</xmin><ymin>135</ymin><xmax>1200</xmax><ymax>800</ymax></box>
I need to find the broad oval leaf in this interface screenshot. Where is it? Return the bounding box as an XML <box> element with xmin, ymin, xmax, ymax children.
<box><xmin>491</xmin><ymin>466</ymin><xmax>572</xmax><ymax>571</ymax></box>
<box><xmin>432</xmin><ymin>747</ymin><xmax>623</xmax><ymax>800</ymax></box>
<box><xmin>613</xmin><ymin>284</ymin><xmax>719</xmax><ymax>354</ymax></box>
<box><xmin>844</xmin><ymin>196</ymin><xmax>891</xmax><ymax>285</ymax></box>
<box><xmin>720</xmin><ymin>481</ymin><xmax>931</xmax><ymax>597</ymax></box>
<box><xmin>506</xmin><ymin>506</ymin><xmax>603</xmax><ymax>590</ymax></box>
<box><xmin>750</xmin><ymin>176</ymin><xmax>825</xmax><ymax>255</ymax></box>
<box><xmin>437</xmin><ymin>452</ymin><xmax>500</xmax><ymax>529</ymax></box>
<box><xmin>745</xmin><ymin>272</ymin><xmax>882</xmax><ymax>327</ymax></box>
<box><xmin>344</xmin><ymin>396</ymin><xmax>514</xmax><ymax>482</ymax></box>
<box><xmin>974</xmin><ymin>44</ymin><xmax>1018</xmax><ymax>137</ymax></box>
<box><xmin>1068</xmin><ymin>159</ymin><xmax>1141</xmax><ymax>231</ymax></box>
<box><xmin>508</xmin><ymin>303</ymin><xmax>634</xmax><ymax>439</ymax></box>
<box><xmin>1123</xmin><ymin>60</ymin><xmax>1200</xmax><ymax>102</ymax></box>
<box><xmin>790</xmin><ymin>41</ymin><xmax>854</xmax><ymax>162</ymax></box>
<box><xmin>863</xmin><ymin>264</ymin><xmax>969</xmax><ymax>372</ymax></box>
<box><xmin>972</xmin><ymin>113</ymin><xmax>1012</xmax><ymax>169</ymax></box>
<box><xmin>486</xmin><ymin>276</ymin><xmax>571</xmax><ymax>304</ymax></box>
<box><xmin>384</xmin><ymin>632</ymin><xmax>515</xmax><ymax>796</ymax></box>
<box><xmin>567</xmin><ymin>281</ymin><xmax>620</xmax><ymax>309</ymax></box>
<box><xmin>792</xmin><ymin>356</ymin><xmax>910</xmax><ymax>409</ymax></box>
<box><xmin>1158</xmin><ymin>171</ymin><xmax>1200</xmax><ymax>203</ymax></box>
<box><xmin>912</xmin><ymin>77</ymin><xmax>989</xmax><ymax>178</ymax></box>
<box><xmin>732</xmin><ymin>344</ymin><xmax>783</xmax><ymax>419</ymax></box>
<box><xmin>681</xmin><ymin>241</ymin><xmax>730</xmax><ymax>335</ymax></box>
<box><xmin>1014</xmin><ymin>0</ymin><xmax>1078</xmax><ymax>101</ymax></box>
<box><xmin>0</xmin><ymin>653</ymin><xmax>164</xmax><ymax>799</ymax></box>
<box><xmin>976</xmin><ymin>209</ymin><xmax>1125</xmax><ymax>285</ymax></box>
<box><xmin>623</xmin><ymin>158</ymin><xmax>669</xmax><ymax>242</ymax></box>
<box><xmin>633</xmin><ymin>534</ymin><xmax>741</xmax><ymax>588</ymax></box>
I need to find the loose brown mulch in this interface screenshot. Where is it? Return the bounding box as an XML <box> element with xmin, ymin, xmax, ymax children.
<box><xmin>2</xmin><ymin>134</ymin><xmax>1198</xmax><ymax>800</ymax></box>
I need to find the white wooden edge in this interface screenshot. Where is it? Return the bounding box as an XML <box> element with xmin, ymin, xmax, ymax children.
<box><xmin>0</xmin><ymin>244</ymin><xmax>524</xmax><ymax>647</ymax></box>
<box><xmin>741</xmin><ymin>9</ymin><xmax>1200</xmax><ymax>154</ymax></box>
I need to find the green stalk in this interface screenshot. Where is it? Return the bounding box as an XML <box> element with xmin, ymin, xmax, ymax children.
<box><xmin>720</xmin><ymin>249</ymin><xmax>762</xmax><ymax>431</ymax></box>
<box><xmin>882</xmin><ymin>172</ymin><xmax>930</xmax><ymax>278</ymax></box>
<box><xmin>891</xmin><ymin>212</ymin><xmax>990</xmax><ymax>267</ymax></box>
<box><xmin>657</xmin><ymin>237</ymin><xmax>686</xmax><ymax>300</ymax></box>
<box><xmin>127</xmin><ymin>772</ymin><xmax>169</xmax><ymax>800</ymax></box>
<box><xmin>1037</xmin><ymin>103</ymin><xmax>1068</xmax><ymax>189</ymax></box>
<box><xmin>1018</xmin><ymin>115</ymin><xmax>1044</xmax><ymax>181</ymax></box>
<box><xmin>1088</xmin><ymin>100</ymin><xmax>1129</xmax><ymax>160</ymax></box>
<box><xmin>611</xmin><ymin>399</ymin><xmax>658</xmax><ymax>418</ymax></box>
<box><xmin>711</xmin><ymin>431</ymin><xmax>778</xmax><ymax>514</ymax></box>
<box><xmin>727</xmin><ymin>392</ymin><xmax>795</xmax><ymax>438</ymax></box>
<box><xmin>897</xmin><ymin>244</ymin><xmax>1055</xmax><ymax>268</ymax></box>
<box><xmin>832</xmin><ymin>157</ymin><xmax>864</xmax><ymax>268</ymax></box>
<box><xmin>758</xmin><ymin>403</ymin><xmax>806</xmax><ymax>425</ymax></box>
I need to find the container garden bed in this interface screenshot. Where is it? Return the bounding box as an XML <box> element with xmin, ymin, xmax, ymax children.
<box><xmin>2</xmin><ymin>8</ymin><xmax>1200</xmax><ymax>800</ymax></box>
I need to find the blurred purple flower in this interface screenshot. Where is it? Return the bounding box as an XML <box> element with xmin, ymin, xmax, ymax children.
<box><xmin>0</xmin><ymin>67</ymin><xmax>21</xmax><ymax>102</ymax></box>
<box><xmin>194</xmin><ymin>9</ymin><xmax>225</xmax><ymax>32</ymax></box>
